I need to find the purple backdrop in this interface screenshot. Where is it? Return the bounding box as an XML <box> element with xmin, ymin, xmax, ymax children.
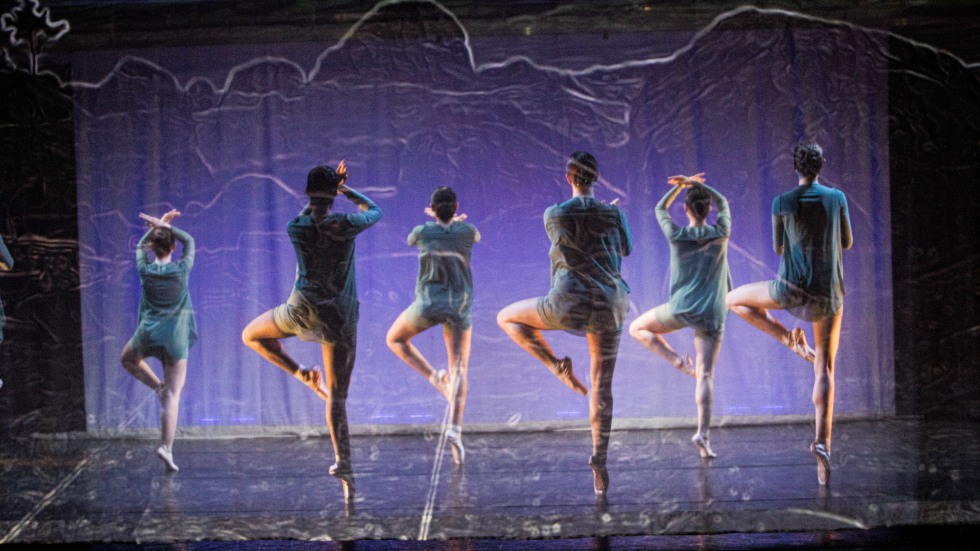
<box><xmin>72</xmin><ymin>14</ymin><xmax>893</xmax><ymax>432</ymax></box>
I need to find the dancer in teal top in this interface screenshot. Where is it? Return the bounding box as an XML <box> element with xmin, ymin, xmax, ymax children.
<box><xmin>0</xmin><ymin>233</ymin><xmax>13</xmax><ymax>391</ymax></box>
<box><xmin>726</xmin><ymin>141</ymin><xmax>852</xmax><ymax>485</ymax></box>
<box><xmin>630</xmin><ymin>174</ymin><xmax>731</xmax><ymax>459</ymax></box>
<box><xmin>242</xmin><ymin>160</ymin><xmax>381</xmax><ymax>502</ymax></box>
<box><xmin>120</xmin><ymin>209</ymin><xmax>196</xmax><ymax>472</ymax></box>
<box><xmin>498</xmin><ymin>151</ymin><xmax>631</xmax><ymax>495</ymax></box>
<box><xmin>387</xmin><ymin>186</ymin><xmax>479</xmax><ymax>465</ymax></box>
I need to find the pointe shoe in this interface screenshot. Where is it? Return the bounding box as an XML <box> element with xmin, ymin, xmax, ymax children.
<box><xmin>810</xmin><ymin>442</ymin><xmax>831</xmax><ymax>486</ymax></box>
<box><xmin>691</xmin><ymin>434</ymin><xmax>717</xmax><ymax>459</ymax></box>
<box><xmin>445</xmin><ymin>428</ymin><xmax>465</xmax><ymax>465</ymax></box>
<box><xmin>588</xmin><ymin>455</ymin><xmax>609</xmax><ymax>495</ymax></box>
<box><xmin>789</xmin><ymin>328</ymin><xmax>816</xmax><ymax>363</ymax></box>
<box><xmin>329</xmin><ymin>462</ymin><xmax>355</xmax><ymax>501</ymax></box>
<box><xmin>156</xmin><ymin>445</ymin><xmax>179</xmax><ymax>472</ymax></box>
<box><xmin>299</xmin><ymin>367</ymin><xmax>329</xmax><ymax>400</ymax></box>
<box><xmin>554</xmin><ymin>357</ymin><xmax>588</xmax><ymax>396</ymax></box>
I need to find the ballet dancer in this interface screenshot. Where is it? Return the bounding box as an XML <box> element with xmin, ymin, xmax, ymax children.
<box><xmin>120</xmin><ymin>209</ymin><xmax>196</xmax><ymax>472</ymax></box>
<box><xmin>725</xmin><ymin>141</ymin><xmax>852</xmax><ymax>485</ymax></box>
<box><xmin>0</xmin><ymin>233</ymin><xmax>13</xmax><ymax>391</ymax></box>
<box><xmin>497</xmin><ymin>151</ymin><xmax>632</xmax><ymax>495</ymax></box>
<box><xmin>386</xmin><ymin>186</ymin><xmax>479</xmax><ymax>464</ymax></box>
<box><xmin>629</xmin><ymin>174</ymin><xmax>731</xmax><ymax>459</ymax></box>
<box><xmin>242</xmin><ymin>161</ymin><xmax>381</xmax><ymax>501</ymax></box>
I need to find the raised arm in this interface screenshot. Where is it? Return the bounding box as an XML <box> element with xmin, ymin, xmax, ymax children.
<box><xmin>698</xmin><ymin>182</ymin><xmax>731</xmax><ymax>236</ymax></box>
<box><xmin>136</xmin><ymin>228</ymin><xmax>153</xmax><ymax>269</ymax></box>
<box><xmin>0</xmin><ymin>235</ymin><xmax>14</xmax><ymax>271</ymax></box>
<box><xmin>170</xmin><ymin>226</ymin><xmax>195</xmax><ymax>269</ymax></box>
<box><xmin>339</xmin><ymin>186</ymin><xmax>382</xmax><ymax>229</ymax></box>
<box><xmin>656</xmin><ymin>173</ymin><xmax>703</xmax><ymax>236</ymax></box>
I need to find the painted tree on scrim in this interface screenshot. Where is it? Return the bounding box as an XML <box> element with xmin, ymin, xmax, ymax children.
<box><xmin>1</xmin><ymin>0</ymin><xmax>69</xmax><ymax>74</ymax></box>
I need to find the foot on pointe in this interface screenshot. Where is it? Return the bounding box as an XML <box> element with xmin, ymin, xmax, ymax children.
<box><xmin>810</xmin><ymin>442</ymin><xmax>831</xmax><ymax>486</ymax></box>
<box><xmin>156</xmin><ymin>445</ymin><xmax>179</xmax><ymax>472</ymax></box>
<box><xmin>553</xmin><ymin>357</ymin><xmax>588</xmax><ymax>396</ymax></box>
<box><xmin>691</xmin><ymin>434</ymin><xmax>717</xmax><ymax>459</ymax></box>
<box><xmin>589</xmin><ymin>455</ymin><xmax>609</xmax><ymax>495</ymax></box>
<box><xmin>445</xmin><ymin>428</ymin><xmax>465</xmax><ymax>465</ymax></box>
<box><xmin>329</xmin><ymin>462</ymin><xmax>355</xmax><ymax>501</ymax></box>
<box><xmin>789</xmin><ymin>327</ymin><xmax>816</xmax><ymax>363</ymax></box>
<box><xmin>300</xmin><ymin>367</ymin><xmax>329</xmax><ymax>400</ymax></box>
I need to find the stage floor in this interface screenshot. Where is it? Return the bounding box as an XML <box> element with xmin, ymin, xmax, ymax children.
<box><xmin>2</xmin><ymin>418</ymin><xmax>978</xmax><ymax>544</ymax></box>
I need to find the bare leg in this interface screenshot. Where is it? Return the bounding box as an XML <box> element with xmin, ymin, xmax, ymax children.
<box><xmin>629</xmin><ymin>309</ymin><xmax>694</xmax><ymax>377</ymax></box>
<box><xmin>155</xmin><ymin>358</ymin><xmax>187</xmax><ymax>472</ymax></box>
<box><xmin>444</xmin><ymin>325</ymin><xmax>471</xmax><ymax>428</ymax></box>
<box><xmin>497</xmin><ymin>298</ymin><xmax>587</xmax><ymax>395</ymax></box>
<box><xmin>810</xmin><ymin>310</ymin><xmax>842</xmax><ymax>485</ymax></box>
<box><xmin>587</xmin><ymin>331</ymin><xmax>621</xmax><ymax>494</ymax></box>
<box><xmin>323</xmin><ymin>337</ymin><xmax>356</xmax><ymax>500</ymax></box>
<box><xmin>726</xmin><ymin>281</ymin><xmax>815</xmax><ymax>362</ymax></box>
<box><xmin>159</xmin><ymin>359</ymin><xmax>187</xmax><ymax>450</ymax></box>
<box><xmin>386</xmin><ymin>312</ymin><xmax>448</xmax><ymax>399</ymax></box>
<box><xmin>691</xmin><ymin>336</ymin><xmax>721</xmax><ymax>459</ymax></box>
<box><xmin>242</xmin><ymin>310</ymin><xmax>326</xmax><ymax>399</ymax></box>
<box><xmin>121</xmin><ymin>343</ymin><xmax>163</xmax><ymax>392</ymax></box>
<box><xmin>443</xmin><ymin>326</ymin><xmax>472</xmax><ymax>464</ymax></box>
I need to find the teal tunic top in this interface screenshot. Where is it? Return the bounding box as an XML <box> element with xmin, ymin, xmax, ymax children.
<box><xmin>407</xmin><ymin>221</ymin><xmax>480</xmax><ymax>327</ymax></box>
<box><xmin>655</xmin><ymin>183</ymin><xmax>732</xmax><ymax>332</ymax></box>
<box><xmin>538</xmin><ymin>196</ymin><xmax>632</xmax><ymax>333</ymax></box>
<box><xmin>129</xmin><ymin>226</ymin><xmax>197</xmax><ymax>361</ymax></box>
<box><xmin>769</xmin><ymin>181</ymin><xmax>852</xmax><ymax>321</ymax></box>
<box><xmin>286</xmin><ymin>188</ymin><xmax>381</xmax><ymax>339</ymax></box>
<box><xmin>0</xmin><ymin>235</ymin><xmax>13</xmax><ymax>342</ymax></box>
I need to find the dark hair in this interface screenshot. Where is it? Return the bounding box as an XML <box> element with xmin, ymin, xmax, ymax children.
<box><xmin>306</xmin><ymin>165</ymin><xmax>345</xmax><ymax>199</ymax></box>
<box><xmin>684</xmin><ymin>186</ymin><xmax>712</xmax><ymax>221</ymax></box>
<box><xmin>430</xmin><ymin>186</ymin><xmax>458</xmax><ymax>222</ymax></box>
<box><xmin>793</xmin><ymin>142</ymin><xmax>824</xmax><ymax>179</ymax></box>
<box><xmin>148</xmin><ymin>227</ymin><xmax>176</xmax><ymax>257</ymax></box>
<box><xmin>566</xmin><ymin>151</ymin><xmax>599</xmax><ymax>187</ymax></box>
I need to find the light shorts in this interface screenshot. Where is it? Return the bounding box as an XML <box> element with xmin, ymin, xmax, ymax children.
<box><xmin>537</xmin><ymin>289</ymin><xmax>627</xmax><ymax>335</ymax></box>
<box><xmin>652</xmin><ymin>303</ymin><xmax>724</xmax><ymax>342</ymax></box>
<box><xmin>403</xmin><ymin>300</ymin><xmax>472</xmax><ymax>331</ymax></box>
<box><xmin>768</xmin><ymin>279</ymin><xmax>840</xmax><ymax>322</ymax></box>
<box><xmin>273</xmin><ymin>289</ymin><xmax>355</xmax><ymax>345</ymax></box>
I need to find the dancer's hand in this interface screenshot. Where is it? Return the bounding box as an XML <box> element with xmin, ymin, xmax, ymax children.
<box><xmin>425</xmin><ymin>207</ymin><xmax>467</xmax><ymax>222</ymax></box>
<box><xmin>336</xmin><ymin>160</ymin><xmax>348</xmax><ymax>194</ymax></box>
<box><xmin>160</xmin><ymin>209</ymin><xmax>181</xmax><ymax>224</ymax></box>
<box><xmin>609</xmin><ymin>198</ymin><xmax>621</xmax><ymax>206</ymax></box>
<box><xmin>139</xmin><ymin>213</ymin><xmax>170</xmax><ymax>228</ymax></box>
<box><xmin>667</xmin><ymin>172</ymin><xmax>705</xmax><ymax>187</ymax></box>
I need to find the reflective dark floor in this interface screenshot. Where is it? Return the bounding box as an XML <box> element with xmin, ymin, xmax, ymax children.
<box><xmin>2</xmin><ymin>419</ymin><xmax>978</xmax><ymax>546</ymax></box>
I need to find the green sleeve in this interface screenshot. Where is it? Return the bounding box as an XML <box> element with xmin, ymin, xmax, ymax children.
<box><xmin>656</xmin><ymin>185</ymin><xmax>684</xmax><ymax>239</ymax></box>
<box><xmin>341</xmin><ymin>187</ymin><xmax>383</xmax><ymax>228</ymax></box>
<box><xmin>700</xmin><ymin>183</ymin><xmax>730</xmax><ymax>237</ymax></box>
<box><xmin>170</xmin><ymin>226</ymin><xmax>195</xmax><ymax>269</ymax></box>
<box><xmin>407</xmin><ymin>225</ymin><xmax>422</xmax><ymax>246</ymax></box>
<box><xmin>839</xmin><ymin>191</ymin><xmax>853</xmax><ymax>250</ymax></box>
<box><xmin>136</xmin><ymin>229</ymin><xmax>153</xmax><ymax>269</ymax></box>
